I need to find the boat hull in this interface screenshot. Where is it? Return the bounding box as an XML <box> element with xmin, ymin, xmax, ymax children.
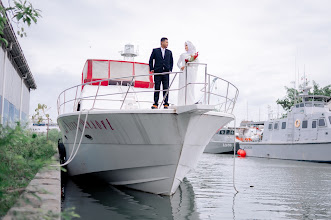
<box><xmin>57</xmin><ymin>106</ymin><xmax>233</xmax><ymax>195</ymax></box>
<box><xmin>204</xmin><ymin>142</ymin><xmax>234</xmax><ymax>154</ymax></box>
<box><xmin>240</xmin><ymin>142</ymin><xmax>331</xmax><ymax>162</ymax></box>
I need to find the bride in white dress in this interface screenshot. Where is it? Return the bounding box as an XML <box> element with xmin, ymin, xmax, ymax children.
<box><xmin>177</xmin><ymin>41</ymin><xmax>199</xmax><ymax>106</ymax></box>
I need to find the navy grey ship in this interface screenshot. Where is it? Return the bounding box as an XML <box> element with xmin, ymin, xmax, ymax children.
<box><xmin>204</xmin><ymin>128</ymin><xmax>239</xmax><ymax>154</ymax></box>
<box><xmin>240</xmin><ymin>86</ymin><xmax>331</xmax><ymax>162</ymax></box>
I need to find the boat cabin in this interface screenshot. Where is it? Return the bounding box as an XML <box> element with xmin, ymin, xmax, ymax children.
<box><xmin>262</xmin><ymin>90</ymin><xmax>331</xmax><ymax>143</ymax></box>
<box><xmin>78</xmin><ymin>59</ymin><xmax>154</xmax><ymax>110</ymax></box>
<box><xmin>81</xmin><ymin>59</ymin><xmax>154</xmax><ymax>88</ymax></box>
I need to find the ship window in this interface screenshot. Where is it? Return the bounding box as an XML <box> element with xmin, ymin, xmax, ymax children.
<box><xmin>226</xmin><ymin>130</ymin><xmax>231</xmax><ymax>135</ymax></box>
<box><xmin>296</xmin><ymin>104</ymin><xmax>299</xmax><ymax>108</ymax></box>
<box><xmin>230</xmin><ymin>130</ymin><xmax>235</xmax><ymax>135</ymax></box>
<box><xmin>312</xmin><ymin>120</ymin><xmax>317</xmax><ymax>128</ymax></box>
<box><xmin>220</xmin><ymin>130</ymin><xmax>225</xmax><ymax>135</ymax></box>
<box><xmin>268</xmin><ymin>123</ymin><xmax>273</xmax><ymax>130</ymax></box>
<box><xmin>329</xmin><ymin>116</ymin><xmax>331</xmax><ymax>125</ymax></box>
<box><xmin>274</xmin><ymin>123</ymin><xmax>279</xmax><ymax>130</ymax></box>
<box><xmin>281</xmin><ymin>122</ymin><xmax>286</xmax><ymax>129</ymax></box>
<box><xmin>92</xmin><ymin>61</ymin><xmax>109</xmax><ymax>78</ymax></box>
<box><xmin>319</xmin><ymin>118</ymin><xmax>326</xmax><ymax>127</ymax></box>
<box><xmin>83</xmin><ymin>62</ymin><xmax>88</xmax><ymax>79</ymax></box>
<box><xmin>305</xmin><ymin>103</ymin><xmax>312</xmax><ymax>107</ymax></box>
<box><xmin>300</xmin><ymin>103</ymin><xmax>304</xmax><ymax>107</ymax></box>
<box><xmin>314</xmin><ymin>103</ymin><xmax>324</xmax><ymax>107</ymax></box>
<box><xmin>302</xmin><ymin>120</ymin><xmax>308</xmax><ymax>129</ymax></box>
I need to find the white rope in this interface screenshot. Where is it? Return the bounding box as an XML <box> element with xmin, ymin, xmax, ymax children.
<box><xmin>232</xmin><ymin>116</ymin><xmax>239</xmax><ymax>193</ymax></box>
<box><xmin>52</xmin><ymin>110</ymin><xmax>89</xmax><ymax>167</ymax></box>
<box><xmin>66</xmin><ymin>111</ymin><xmax>82</xmax><ymax>162</ymax></box>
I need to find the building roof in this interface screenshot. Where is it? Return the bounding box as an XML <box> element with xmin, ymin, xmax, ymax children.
<box><xmin>0</xmin><ymin>1</ymin><xmax>37</xmax><ymax>89</ymax></box>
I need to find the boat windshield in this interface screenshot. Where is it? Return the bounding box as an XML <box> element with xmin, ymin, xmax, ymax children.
<box><xmin>82</xmin><ymin>60</ymin><xmax>153</xmax><ymax>88</ymax></box>
<box><xmin>314</xmin><ymin>103</ymin><xmax>324</xmax><ymax>107</ymax></box>
<box><xmin>296</xmin><ymin>102</ymin><xmax>324</xmax><ymax>108</ymax></box>
<box><xmin>226</xmin><ymin>130</ymin><xmax>235</xmax><ymax>135</ymax></box>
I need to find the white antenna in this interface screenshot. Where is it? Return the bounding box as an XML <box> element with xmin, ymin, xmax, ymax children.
<box><xmin>246</xmin><ymin>101</ymin><xmax>248</xmax><ymax>121</ymax></box>
<box><xmin>293</xmin><ymin>55</ymin><xmax>299</xmax><ymax>105</ymax></box>
<box><xmin>304</xmin><ymin>64</ymin><xmax>307</xmax><ymax>87</ymax></box>
<box><xmin>267</xmin><ymin>105</ymin><xmax>272</xmax><ymax>120</ymax></box>
<box><xmin>298</xmin><ymin>66</ymin><xmax>300</xmax><ymax>91</ymax></box>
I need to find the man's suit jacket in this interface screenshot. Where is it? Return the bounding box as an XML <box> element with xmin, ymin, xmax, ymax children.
<box><xmin>149</xmin><ymin>48</ymin><xmax>173</xmax><ymax>73</ymax></box>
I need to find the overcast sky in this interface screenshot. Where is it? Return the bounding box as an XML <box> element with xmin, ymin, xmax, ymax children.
<box><xmin>5</xmin><ymin>0</ymin><xmax>331</xmax><ymax>124</ymax></box>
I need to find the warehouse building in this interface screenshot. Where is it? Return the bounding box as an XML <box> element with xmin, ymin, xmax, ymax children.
<box><xmin>0</xmin><ymin>6</ymin><xmax>36</xmax><ymax>126</ymax></box>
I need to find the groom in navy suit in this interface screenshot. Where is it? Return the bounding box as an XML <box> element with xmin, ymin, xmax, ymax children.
<box><xmin>149</xmin><ymin>37</ymin><xmax>173</xmax><ymax>109</ymax></box>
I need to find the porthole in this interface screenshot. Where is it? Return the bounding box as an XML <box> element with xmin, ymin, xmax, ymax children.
<box><xmin>85</xmin><ymin>134</ymin><xmax>93</xmax><ymax>140</ymax></box>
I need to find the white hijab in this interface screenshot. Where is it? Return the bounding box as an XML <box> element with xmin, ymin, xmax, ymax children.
<box><xmin>185</xmin><ymin>41</ymin><xmax>196</xmax><ymax>54</ymax></box>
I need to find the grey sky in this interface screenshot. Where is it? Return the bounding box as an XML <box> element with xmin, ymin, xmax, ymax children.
<box><xmin>6</xmin><ymin>0</ymin><xmax>331</xmax><ymax>124</ymax></box>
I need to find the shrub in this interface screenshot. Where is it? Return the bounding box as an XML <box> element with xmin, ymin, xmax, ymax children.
<box><xmin>0</xmin><ymin>124</ymin><xmax>57</xmax><ymax>217</ymax></box>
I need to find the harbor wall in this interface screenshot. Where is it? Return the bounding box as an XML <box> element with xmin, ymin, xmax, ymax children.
<box><xmin>3</xmin><ymin>155</ymin><xmax>61</xmax><ymax>220</ymax></box>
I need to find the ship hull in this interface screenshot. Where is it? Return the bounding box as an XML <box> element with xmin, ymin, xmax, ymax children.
<box><xmin>240</xmin><ymin>142</ymin><xmax>331</xmax><ymax>162</ymax></box>
<box><xmin>204</xmin><ymin>142</ymin><xmax>234</xmax><ymax>154</ymax></box>
<box><xmin>57</xmin><ymin>105</ymin><xmax>233</xmax><ymax>195</ymax></box>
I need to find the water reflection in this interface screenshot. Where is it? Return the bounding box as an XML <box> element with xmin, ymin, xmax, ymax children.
<box><xmin>188</xmin><ymin>154</ymin><xmax>331</xmax><ymax>219</ymax></box>
<box><xmin>63</xmin><ymin>154</ymin><xmax>331</xmax><ymax>219</ymax></box>
<box><xmin>63</xmin><ymin>177</ymin><xmax>200</xmax><ymax>220</ymax></box>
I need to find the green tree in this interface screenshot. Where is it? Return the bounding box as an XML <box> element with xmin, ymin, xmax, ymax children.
<box><xmin>276</xmin><ymin>87</ymin><xmax>298</xmax><ymax>111</ymax></box>
<box><xmin>277</xmin><ymin>81</ymin><xmax>331</xmax><ymax>111</ymax></box>
<box><xmin>311</xmin><ymin>81</ymin><xmax>331</xmax><ymax>96</ymax></box>
<box><xmin>0</xmin><ymin>0</ymin><xmax>41</xmax><ymax>46</ymax></box>
<box><xmin>32</xmin><ymin>104</ymin><xmax>52</xmax><ymax>141</ymax></box>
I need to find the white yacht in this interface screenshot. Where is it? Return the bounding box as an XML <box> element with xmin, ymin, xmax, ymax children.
<box><xmin>57</xmin><ymin>52</ymin><xmax>239</xmax><ymax>195</ymax></box>
<box><xmin>240</xmin><ymin>86</ymin><xmax>331</xmax><ymax>162</ymax></box>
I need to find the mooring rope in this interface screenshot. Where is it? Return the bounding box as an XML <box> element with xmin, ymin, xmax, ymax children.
<box><xmin>232</xmin><ymin>116</ymin><xmax>239</xmax><ymax>193</ymax></box>
<box><xmin>52</xmin><ymin>110</ymin><xmax>89</xmax><ymax>167</ymax></box>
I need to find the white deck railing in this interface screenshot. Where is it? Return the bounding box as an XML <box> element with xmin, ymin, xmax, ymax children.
<box><xmin>57</xmin><ymin>63</ymin><xmax>239</xmax><ymax>115</ymax></box>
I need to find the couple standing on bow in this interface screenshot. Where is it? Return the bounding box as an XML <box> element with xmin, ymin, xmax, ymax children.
<box><xmin>149</xmin><ymin>37</ymin><xmax>199</xmax><ymax>109</ymax></box>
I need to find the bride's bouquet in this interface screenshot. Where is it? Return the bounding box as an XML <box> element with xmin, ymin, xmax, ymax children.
<box><xmin>185</xmin><ymin>52</ymin><xmax>199</xmax><ymax>63</ymax></box>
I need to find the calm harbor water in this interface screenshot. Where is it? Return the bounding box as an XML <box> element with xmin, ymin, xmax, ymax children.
<box><xmin>62</xmin><ymin>154</ymin><xmax>331</xmax><ymax>219</ymax></box>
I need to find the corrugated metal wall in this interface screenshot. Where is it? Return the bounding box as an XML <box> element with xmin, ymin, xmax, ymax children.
<box><xmin>0</xmin><ymin>46</ymin><xmax>30</xmax><ymax>125</ymax></box>
<box><xmin>0</xmin><ymin>47</ymin><xmax>4</xmax><ymax>97</ymax></box>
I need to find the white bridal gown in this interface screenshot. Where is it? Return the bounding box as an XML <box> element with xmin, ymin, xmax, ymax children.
<box><xmin>177</xmin><ymin>41</ymin><xmax>199</xmax><ymax>106</ymax></box>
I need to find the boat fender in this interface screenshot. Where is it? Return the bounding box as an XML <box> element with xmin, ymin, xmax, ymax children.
<box><xmin>295</xmin><ymin>119</ymin><xmax>300</xmax><ymax>128</ymax></box>
<box><xmin>237</xmin><ymin>149</ymin><xmax>243</xmax><ymax>156</ymax></box>
<box><xmin>58</xmin><ymin>138</ymin><xmax>66</xmax><ymax>164</ymax></box>
<box><xmin>237</xmin><ymin>149</ymin><xmax>246</xmax><ymax>157</ymax></box>
<box><xmin>240</xmin><ymin>150</ymin><xmax>246</xmax><ymax>157</ymax></box>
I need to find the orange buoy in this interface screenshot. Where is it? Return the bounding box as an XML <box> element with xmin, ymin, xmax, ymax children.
<box><xmin>237</xmin><ymin>149</ymin><xmax>246</xmax><ymax>157</ymax></box>
<box><xmin>240</xmin><ymin>149</ymin><xmax>246</xmax><ymax>157</ymax></box>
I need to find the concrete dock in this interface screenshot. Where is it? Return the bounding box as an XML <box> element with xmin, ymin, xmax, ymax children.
<box><xmin>3</xmin><ymin>156</ymin><xmax>61</xmax><ymax>220</ymax></box>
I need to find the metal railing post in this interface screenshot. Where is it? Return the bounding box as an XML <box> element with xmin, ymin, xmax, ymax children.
<box><xmin>63</xmin><ymin>92</ymin><xmax>66</xmax><ymax>114</ymax></box>
<box><xmin>92</xmin><ymin>81</ymin><xmax>101</xmax><ymax>109</ymax></box>
<box><xmin>204</xmin><ymin>65</ymin><xmax>207</xmax><ymax>105</ymax></box>
<box><xmin>185</xmin><ymin>65</ymin><xmax>188</xmax><ymax>105</ymax></box>
<box><xmin>208</xmin><ymin>74</ymin><xmax>211</xmax><ymax>104</ymax></box>
<box><xmin>57</xmin><ymin>98</ymin><xmax>59</xmax><ymax>115</ymax></box>
<box><xmin>120</xmin><ymin>75</ymin><xmax>135</xmax><ymax>109</ymax></box>
<box><xmin>225</xmin><ymin>82</ymin><xmax>229</xmax><ymax>112</ymax></box>
<box><xmin>73</xmin><ymin>86</ymin><xmax>79</xmax><ymax>112</ymax></box>
<box><xmin>160</xmin><ymin>72</ymin><xmax>178</xmax><ymax>108</ymax></box>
